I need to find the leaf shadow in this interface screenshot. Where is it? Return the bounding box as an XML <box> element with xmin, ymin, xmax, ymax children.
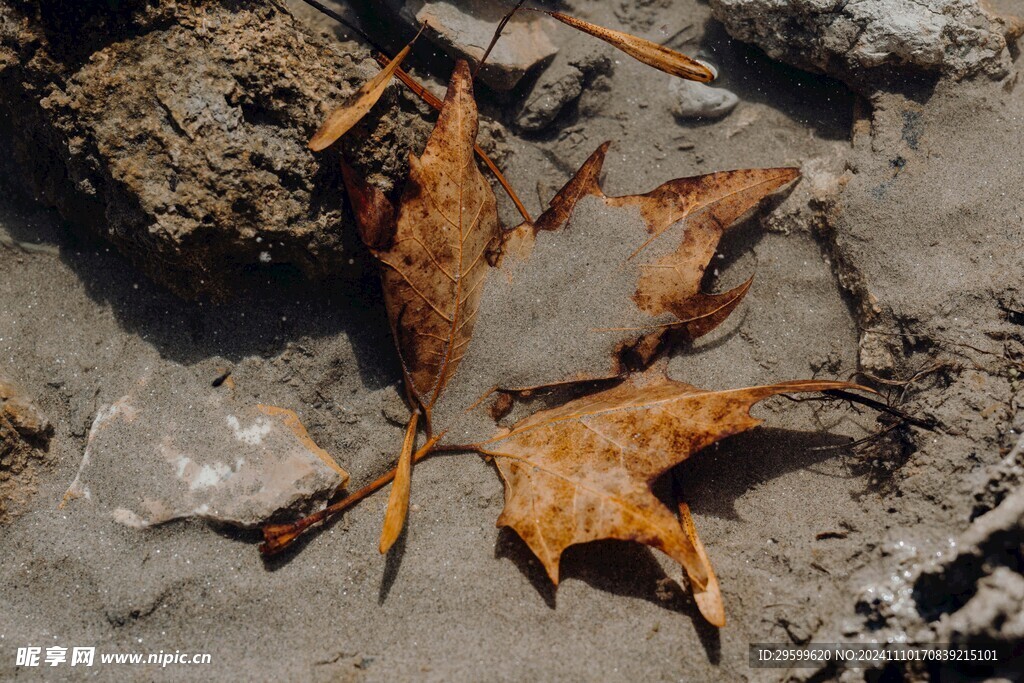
<box><xmin>674</xmin><ymin>426</ymin><xmax>855</xmax><ymax>521</ymax></box>
<box><xmin>494</xmin><ymin>528</ymin><xmax>722</xmax><ymax>661</ymax></box>
<box><xmin>378</xmin><ymin>526</ymin><xmax>408</xmax><ymax>604</ymax></box>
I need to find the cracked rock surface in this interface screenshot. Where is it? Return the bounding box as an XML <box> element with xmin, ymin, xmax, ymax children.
<box><xmin>709</xmin><ymin>0</ymin><xmax>1023</xmax><ymax>90</ymax></box>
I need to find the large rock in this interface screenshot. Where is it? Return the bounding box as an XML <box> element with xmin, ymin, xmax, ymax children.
<box><xmin>64</xmin><ymin>370</ymin><xmax>349</xmax><ymax>528</ymax></box>
<box><xmin>0</xmin><ymin>0</ymin><xmax>429</xmax><ymax>298</ymax></box>
<box><xmin>709</xmin><ymin>0</ymin><xmax>1023</xmax><ymax>90</ymax></box>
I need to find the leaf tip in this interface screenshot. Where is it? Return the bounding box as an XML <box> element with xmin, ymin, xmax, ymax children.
<box><xmin>695</xmin><ymin>590</ymin><xmax>726</xmax><ymax>627</ymax></box>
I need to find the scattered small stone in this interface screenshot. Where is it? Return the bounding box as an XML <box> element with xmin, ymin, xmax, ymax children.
<box><xmin>668</xmin><ymin>77</ymin><xmax>739</xmax><ymax>120</ymax></box>
<box><xmin>64</xmin><ymin>371</ymin><xmax>348</xmax><ymax>528</ymax></box>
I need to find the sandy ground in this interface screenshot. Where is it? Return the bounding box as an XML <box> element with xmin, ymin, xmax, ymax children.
<box><xmin>1</xmin><ymin>0</ymin><xmax>1022</xmax><ymax>681</ymax></box>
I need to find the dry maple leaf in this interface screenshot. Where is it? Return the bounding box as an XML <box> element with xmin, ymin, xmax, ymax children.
<box><xmin>428</xmin><ymin>144</ymin><xmax>799</xmax><ymax>445</ymax></box>
<box><xmin>338</xmin><ymin>68</ymin><xmax>798</xmax><ymax>547</ymax></box>
<box><xmin>262</xmin><ymin>56</ymin><xmax>883</xmax><ymax>630</ymax></box>
<box><xmin>475</xmin><ymin>376</ymin><xmax>861</xmax><ymax>626</ymax></box>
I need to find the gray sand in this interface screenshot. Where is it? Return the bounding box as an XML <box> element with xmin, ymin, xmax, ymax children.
<box><xmin>1</xmin><ymin>1</ymin><xmax>1022</xmax><ymax>681</ymax></box>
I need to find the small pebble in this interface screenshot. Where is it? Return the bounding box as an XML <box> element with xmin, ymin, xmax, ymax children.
<box><xmin>669</xmin><ymin>77</ymin><xmax>739</xmax><ymax>120</ymax></box>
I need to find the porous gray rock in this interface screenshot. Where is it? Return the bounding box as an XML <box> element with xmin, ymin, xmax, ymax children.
<box><xmin>513</xmin><ymin>48</ymin><xmax>612</xmax><ymax>131</ymax></box>
<box><xmin>0</xmin><ymin>0</ymin><xmax>429</xmax><ymax>299</ymax></box>
<box><xmin>708</xmin><ymin>0</ymin><xmax>1022</xmax><ymax>90</ymax></box>
<box><xmin>64</xmin><ymin>370</ymin><xmax>349</xmax><ymax>528</ymax></box>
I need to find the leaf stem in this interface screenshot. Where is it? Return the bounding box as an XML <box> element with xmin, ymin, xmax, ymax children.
<box><xmin>821</xmin><ymin>389</ymin><xmax>937</xmax><ymax>430</ymax></box>
<box><xmin>259</xmin><ymin>437</ymin><xmax>472</xmax><ymax>556</ymax></box>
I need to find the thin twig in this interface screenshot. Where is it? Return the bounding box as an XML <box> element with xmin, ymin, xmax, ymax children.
<box><xmin>822</xmin><ymin>389</ymin><xmax>937</xmax><ymax>430</ymax></box>
<box><xmin>781</xmin><ymin>390</ymin><xmax>937</xmax><ymax>431</ymax></box>
<box><xmin>298</xmin><ymin>0</ymin><xmax>382</xmax><ymax>53</ymax></box>
<box><xmin>260</xmin><ymin>438</ymin><xmax>472</xmax><ymax>555</ymax></box>
<box><xmin>474</xmin><ymin>0</ymin><xmax>527</xmax><ymax>78</ymax></box>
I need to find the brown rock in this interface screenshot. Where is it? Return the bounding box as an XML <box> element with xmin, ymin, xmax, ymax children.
<box><xmin>0</xmin><ymin>0</ymin><xmax>429</xmax><ymax>298</ymax></box>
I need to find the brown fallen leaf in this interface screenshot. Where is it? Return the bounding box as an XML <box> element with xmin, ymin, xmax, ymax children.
<box><xmin>355</xmin><ymin>60</ymin><xmax>500</xmax><ymax>548</ymax></box>
<box><xmin>371</xmin><ymin>60</ymin><xmax>501</xmax><ymax>425</ymax></box>
<box><xmin>308</xmin><ymin>32</ymin><xmax>420</xmax><ymax>152</ymax></box>
<box><xmin>334</xmin><ymin>64</ymin><xmax>797</xmax><ymax>549</ymax></box>
<box><xmin>262</xmin><ymin>56</ymin><xmax>890</xmax><ymax>630</ymax></box>
<box><xmin>540</xmin><ymin>10</ymin><xmax>714</xmax><ymax>83</ymax></box>
<box><xmin>379</xmin><ymin>410</ymin><xmax>420</xmax><ymax>553</ymax></box>
<box><xmin>475</xmin><ymin>376</ymin><xmax>861</xmax><ymax>626</ymax></box>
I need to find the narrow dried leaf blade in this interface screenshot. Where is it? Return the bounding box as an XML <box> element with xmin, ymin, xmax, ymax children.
<box><xmin>476</xmin><ymin>376</ymin><xmax>866</xmax><ymax>625</ymax></box>
<box><xmin>340</xmin><ymin>158</ymin><xmax>396</xmax><ymax>250</ymax></box>
<box><xmin>679</xmin><ymin>502</ymin><xmax>724</xmax><ymax>627</ymax></box>
<box><xmin>309</xmin><ymin>41</ymin><xmax>415</xmax><ymax>152</ymax></box>
<box><xmin>546</xmin><ymin>11</ymin><xmax>714</xmax><ymax>82</ymax></box>
<box><xmin>379</xmin><ymin>412</ymin><xmax>419</xmax><ymax>554</ymax></box>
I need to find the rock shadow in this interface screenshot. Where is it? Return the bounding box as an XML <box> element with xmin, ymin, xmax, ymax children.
<box><xmin>0</xmin><ymin>183</ymin><xmax>400</xmax><ymax>392</ymax></box>
<box><xmin>697</xmin><ymin>20</ymin><xmax>856</xmax><ymax>141</ymax></box>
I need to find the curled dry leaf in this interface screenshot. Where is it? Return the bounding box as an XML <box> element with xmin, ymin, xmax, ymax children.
<box><xmin>309</xmin><ymin>35</ymin><xmax>418</xmax><ymax>152</ymax></box>
<box><xmin>475</xmin><ymin>377</ymin><xmax>863</xmax><ymax>626</ymax></box>
<box><xmin>379</xmin><ymin>411</ymin><xmax>420</xmax><ymax>553</ymax></box>
<box><xmin>543</xmin><ymin>11</ymin><xmax>714</xmax><ymax>83</ymax></box>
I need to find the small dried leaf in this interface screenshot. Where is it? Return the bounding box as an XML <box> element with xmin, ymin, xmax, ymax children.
<box><xmin>545</xmin><ymin>11</ymin><xmax>714</xmax><ymax>83</ymax></box>
<box><xmin>340</xmin><ymin>159</ymin><xmax>396</xmax><ymax>250</ymax></box>
<box><xmin>309</xmin><ymin>39</ymin><xmax>416</xmax><ymax>152</ymax></box>
<box><xmin>475</xmin><ymin>377</ymin><xmax>863</xmax><ymax>625</ymax></box>
<box><xmin>678</xmin><ymin>502</ymin><xmax>723</xmax><ymax>626</ymax></box>
<box><xmin>350</xmin><ymin>61</ymin><xmax>500</xmax><ymax>548</ymax></box>
<box><xmin>379</xmin><ymin>412</ymin><xmax>419</xmax><ymax>553</ymax></box>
